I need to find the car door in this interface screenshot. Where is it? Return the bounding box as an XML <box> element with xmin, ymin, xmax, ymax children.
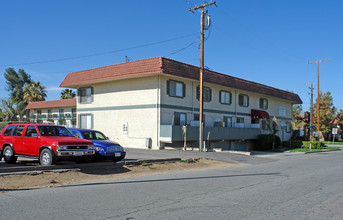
<box><xmin>22</xmin><ymin>126</ymin><xmax>40</xmax><ymax>156</ymax></box>
<box><xmin>12</xmin><ymin>125</ymin><xmax>26</xmax><ymax>154</ymax></box>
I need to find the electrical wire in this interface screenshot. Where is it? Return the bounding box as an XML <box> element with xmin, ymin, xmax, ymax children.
<box><xmin>0</xmin><ymin>33</ymin><xmax>197</xmax><ymax>67</ymax></box>
<box><xmin>164</xmin><ymin>40</ymin><xmax>199</xmax><ymax>58</ymax></box>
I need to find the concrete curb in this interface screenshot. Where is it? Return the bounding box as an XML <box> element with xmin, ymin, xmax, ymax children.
<box><xmin>305</xmin><ymin>149</ymin><xmax>341</xmax><ymax>154</ymax></box>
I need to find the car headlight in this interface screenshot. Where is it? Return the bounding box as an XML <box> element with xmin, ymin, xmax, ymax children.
<box><xmin>95</xmin><ymin>146</ymin><xmax>104</xmax><ymax>152</ymax></box>
<box><xmin>57</xmin><ymin>145</ymin><xmax>67</xmax><ymax>150</ymax></box>
<box><xmin>88</xmin><ymin>145</ymin><xmax>95</xmax><ymax>150</ymax></box>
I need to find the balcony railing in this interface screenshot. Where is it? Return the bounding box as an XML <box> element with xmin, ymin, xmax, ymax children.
<box><xmin>37</xmin><ymin>115</ymin><xmax>47</xmax><ymax>120</ymax></box>
<box><xmin>160</xmin><ymin>125</ymin><xmax>260</xmax><ymax>142</ymax></box>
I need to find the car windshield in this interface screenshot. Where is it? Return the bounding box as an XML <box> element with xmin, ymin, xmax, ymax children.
<box><xmin>81</xmin><ymin>131</ymin><xmax>107</xmax><ymax>140</ymax></box>
<box><xmin>38</xmin><ymin>126</ymin><xmax>74</xmax><ymax>137</ymax></box>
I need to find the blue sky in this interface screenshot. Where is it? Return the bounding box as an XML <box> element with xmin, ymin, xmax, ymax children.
<box><xmin>1</xmin><ymin>0</ymin><xmax>342</xmax><ymax>113</ymax></box>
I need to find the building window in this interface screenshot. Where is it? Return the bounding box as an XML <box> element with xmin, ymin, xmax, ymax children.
<box><xmin>220</xmin><ymin>91</ymin><xmax>232</xmax><ymax>105</ymax></box>
<box><xmin>260</xmin><ymin>98</ymin><xmax>268</xmax><ymax>110</ymax></box>
<box><xmin>37</xmin><ymin>110</ymin><xmax>42</xmax><ymax>115</ymax></box>
<box><xmin>279</xmin><ymin>106</ymin><xmax>286</xmax><ymax>116</ymax></box>
<box><xmin>286</xmin><ymin>122</ymin><xmax>291</xmax><ymax>133</ymax></box>
<box><xmin>237</xmin><ymin>117</ymin><xmax>244</xmax><ymax>123</ymax></box>
<box><xmin>196</xmin><ymin>86</ymin><xmax>212</xmax><ymax>102</ymax></box>
<box><xmin>261</xmin><ymin>119</ymin><xmax>270</xmax><ymax>130</ymax></box>
<box><xmin>238</xmin><ymin>94</ymin><xmax>249</xmax><ymax>107</ymax></box>
<box><xmin>224</xmin><ymin>116</ymin><xmax>232</xmax><ymax>127</ymax></box>
<box><xmin>59</xmin><ymin>109</ymin><xmax>64</xmax><ymax>114</ymax></box>
<box><xmin>48</xmin><ymin>110</ymin><xmax>52</xmax><ymax>114</ymax></box>
<box><xmin>193</xmin><ymin>114</ymin><xmax>205</xmax><ymax>125</ymax></box>
<box><xmin>167</xmin><ymin>80</ymin><xmax>185</xmax><ymax>98</ymax></box>
<box><xmin>79</xmin><ymin>87</ymin><xmax>93</xmax><ymax>104</ymax></box>
<box><xmin>174</xmin><ymin>112</ymin><xmax>187</xmax><ymax>126</ymax></box>
<box><xmin>79</xmin><ymin>114</ymin><xmax>93</xmax><ymax>129</ymax></box>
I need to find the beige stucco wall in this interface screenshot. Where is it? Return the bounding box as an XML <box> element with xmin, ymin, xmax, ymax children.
<box><xmin>77</xmin><ymin>76</ymin><xmax>161</xmax><ymax>149</ymax></box>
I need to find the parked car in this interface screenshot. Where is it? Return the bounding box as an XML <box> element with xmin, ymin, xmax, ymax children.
<box><xmin>0</xmin><ymin>123</ymin><xmax>95</xmax><ymax>166</ymax></box>
<box><xmin>68</xmin><ymin>128</ymin><xmax>126</xmax><ymax>162</ymax></box>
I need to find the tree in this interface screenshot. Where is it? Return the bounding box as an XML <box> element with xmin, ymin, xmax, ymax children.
<box><xmin>1</xmin><ymin>99</ymin><xmax>25</xmax><ymax>121</ymax></box>
<box><xmin>0</xmin><ymin>108</ymin><xmax>5</xmax><ymax>122</ymax></box>
<box><xmin>4</xmin><ymin>68</ymin><xmax>31</xmax><ymax>103</ymax></box>
<box><xmin>292</xmin><ymin>104</ymin><xmax>303</xmax><ymax>128</ymax></box>
<box><xmin>4</xmin><ymin>68</ymin><xmax>31</xmax><ymax>118</ymax></box>
<box><xmin>23</xmin><ymin>81</ymin><xmax>47</xmax><ymax>103</ymax></box>
<box><xmin>60</xmin><ymin>89</ymin><xmax>76</xmax><ymax>99</ymax></box>
<box><xmin>313</xmin><ymin>91</ymin><xmax>337</xmax><ymax>139</ymax></box>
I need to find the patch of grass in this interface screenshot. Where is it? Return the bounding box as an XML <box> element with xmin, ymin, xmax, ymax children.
<box><xmin>180</xmin><ymin>159</ymin><xmax>190</xmax><ymax>163</ymax></box>
<box><xmin>290</xmin><ymin>147</ymin><xmax>340</xmax><ymax>152</ymax></box>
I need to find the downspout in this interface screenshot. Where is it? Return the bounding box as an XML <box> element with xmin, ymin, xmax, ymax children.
<box><xmin>157</xmin><ymin>75</ymin><xmax>160</xmax><ymax>149</ymax></box>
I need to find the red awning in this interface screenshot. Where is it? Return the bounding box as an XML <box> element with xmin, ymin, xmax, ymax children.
<box><xmin>251</xmin><ymin>109</ymin><xmax>270</xmax><ymax>119</ymax></box>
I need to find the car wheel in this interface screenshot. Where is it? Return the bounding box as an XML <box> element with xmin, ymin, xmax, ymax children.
<box><xmin>40</xmin><ymin>149</ymin><xmax>55</xmax><ymax>166</ymax></box>
<box><xmin>3</xmin><ymin>146</ymin><xmax>17</xmax><ymax>164</ymax></box>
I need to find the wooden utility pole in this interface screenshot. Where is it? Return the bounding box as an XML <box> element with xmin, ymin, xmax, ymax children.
<box><xmin>189</xmin><ymin>1</ymin><xmax>216</xmax><ymax>152</ymax></box>
<box><xmin>307</xmin><ymin>59</ymin><xmax>329</xmax><ymax>138</ymax></box>
<box><xmin>306</xmin><ymin>83</ymin><xmax>315</xmax><ymax>140</ymax></box>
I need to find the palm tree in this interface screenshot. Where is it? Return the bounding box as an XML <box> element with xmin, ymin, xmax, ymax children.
<box><xmin>23</xmin><ymin>81</ymin><xmax>47</xmax><ymax>103</ymax></box>
<box><xmin>60</xmin><ymin>89</ymin><xmax>76</xmax><ymax>99</ymax></box>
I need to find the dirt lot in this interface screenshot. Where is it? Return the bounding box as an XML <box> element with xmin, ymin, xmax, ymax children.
<box><xmin>0</xmin><ymin>158</ymin><xmax>240</xmax><ymax>193</ymax></box>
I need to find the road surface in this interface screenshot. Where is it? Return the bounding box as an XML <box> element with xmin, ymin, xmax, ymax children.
<box><xmin>1</xmin><ymin>150</ymin><xmax>342</xmax><ymax>220</ymax></box>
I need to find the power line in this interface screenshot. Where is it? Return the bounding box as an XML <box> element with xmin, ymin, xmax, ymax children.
<box><xmin>164</xmin><ymin>40</ymin><xmax>199</xmax><ymax>57</ymax></box>
<box><xmin>0</xmin><ymin>33</ymin><xmax>197</xmax><ymax>67</ymax></box>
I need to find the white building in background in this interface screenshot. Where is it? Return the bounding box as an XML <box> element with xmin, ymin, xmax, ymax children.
<box><xmin>26</xmin><ymin>99</ymin><xmax>77</xmax><ymax>128</ymax></box>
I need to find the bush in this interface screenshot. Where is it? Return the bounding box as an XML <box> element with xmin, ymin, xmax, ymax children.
<box><xmin>256</xmin><ymin>134</ymin><xmax>281</xmax><ymax>150</ymax></box>
<box><xmin>302</xmin><ymin>141</ymin><xmax>326</xmax><ymax>149</ymax></box>
<box><xmin>282</xmin><ymin>140</ymin><xmax>303</xmax><ymax>148</ymax></box>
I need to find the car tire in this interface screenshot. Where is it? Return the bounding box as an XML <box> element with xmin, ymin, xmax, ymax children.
<box><xmin>40</xmin><ymin>149</ymin><xmax>55</xmax><ymax>166</ymax></box>
<box><xmin>3</xmin><ymin>146</ymin><xmax>17</xmax><ymax>164</ymax></box>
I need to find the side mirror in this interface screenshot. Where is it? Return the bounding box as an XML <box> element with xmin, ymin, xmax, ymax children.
<box><xmin>106</xmin><ymin>137</ymin><xmax>110</xmax><ymax>140</ymax></box>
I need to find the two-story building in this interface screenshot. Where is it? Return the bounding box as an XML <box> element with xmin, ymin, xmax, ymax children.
<box><xmin>26</xmin><ymin>99</ymin><xmax>77</xmax><ymax>128</ymax></box>
<box><xmin>56</xmin><ymin>57</ymin><xmax>302</xmax><ymax>151</ymax></box>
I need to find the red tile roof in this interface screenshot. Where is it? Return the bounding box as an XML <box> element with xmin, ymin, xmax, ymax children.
<box><xmin>26</xmin><ymin>99</ymin><xmax>76</xmax><ymax>110</ymax></box>
<box><xmin>60</xmin><ymin>57</ymin><xmax>302</xmax><ymax>104</ymax></box>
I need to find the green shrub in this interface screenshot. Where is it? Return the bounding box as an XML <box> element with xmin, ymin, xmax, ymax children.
<box><xmin>256</xmin><ymin>134</ymin><xmax>281</xmax><ymax>150</ymax></box>
<box><xmin>282</xmin><ymin>140</ymin><xmax>303</xmax><ymax>148</ymax></box>
<box><xmin>302</xmin><ymin>141</ymin><xmax>326</xmax><ymax>149</ymax></box>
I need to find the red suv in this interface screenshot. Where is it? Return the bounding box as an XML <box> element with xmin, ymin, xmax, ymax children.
<box><xmin>0</xmin><ymin>123</ymin><xmax>95</xmax><ymax>166</ymax></box>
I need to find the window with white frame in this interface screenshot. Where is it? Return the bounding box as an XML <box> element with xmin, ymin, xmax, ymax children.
<box><xmin>196</xmin><ymin>86</ymin><xmax>212</xmax><ymax>102</ymax></box>
<box><xmin>167</xmin><ymin>80</ymin><xmax>185</xmax><ymax>98</ymax></box>
<box><xmin>80</xmin><ymin>114</ymin><xmax>92</xmax><ymax>129</ymax></box>
<box><xmin>220</xmin><ymin>91</ymin><xmax>232</xmax><ymax>105</ymax></box>
<box><xmin>238</xmin><ymin>94</ymin><xmax>249</xmax><ymax>107</ymax></box>
<box><xmin>259</xmin><ymin>98</ymin><xmax>268</xmax><ymax>110</ymax></box>
<box><xmin>79</xmin><ymin>87</ymin><xmax>93</xmax><ymax>104</ymax></box>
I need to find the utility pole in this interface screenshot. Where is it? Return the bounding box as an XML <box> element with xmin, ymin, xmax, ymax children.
<box><xmin>307</xmin><ymin>59</ymin><xmax>329</xmax><ymax>139</ymax></box>
<box><xmin>189</xmin><ymin>1</ymin><xmax>216</xmax><ymax>152</ymax></box>
<box><xmin>305</xmin><ymin>83</ymin><xmax>315</xmax><ymax>140</ymax></box>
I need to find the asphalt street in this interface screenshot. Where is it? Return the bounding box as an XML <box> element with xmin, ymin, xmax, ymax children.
<box><xmin>1</xmin><ymin>149</ymin><xmax>343</xmax><ymax>219</ymax></box>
